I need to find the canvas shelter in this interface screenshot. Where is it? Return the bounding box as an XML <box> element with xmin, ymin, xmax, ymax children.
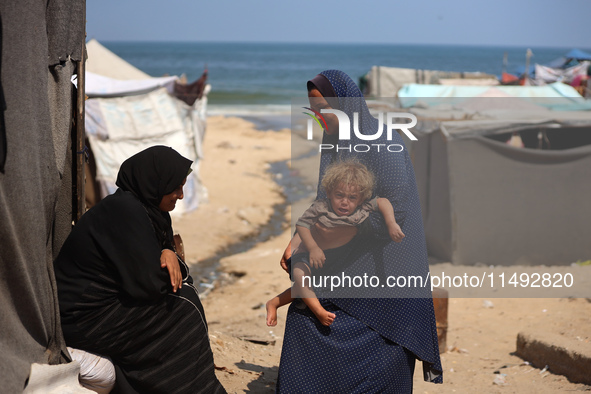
<box><xmin>399</xmin><ymin>93</ymin><xmax>591</xmax><ymax>266</ymax></box>
<box><xmin>84</xmin><ymin>39</ymin><xmax>209</xmax><ymax>216</ymax></box>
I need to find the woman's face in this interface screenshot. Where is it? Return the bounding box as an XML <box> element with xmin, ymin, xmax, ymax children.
<box><xmin>308</xmin><ymin>88</ymin><xmax>339</xmax><ymax>135</ymax></box>
<box><xmin>159</xmin><ymin>177</ymin><xmax>186</xmax><ymax>212</ymax></box>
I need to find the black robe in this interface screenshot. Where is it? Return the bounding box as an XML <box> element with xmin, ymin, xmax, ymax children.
<box><xmin>55</xmin><ymin>147</ymin><xmax>225</xmax><ymax>393</ymax></box>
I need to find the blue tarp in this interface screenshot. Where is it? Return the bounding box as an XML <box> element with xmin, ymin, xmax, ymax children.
<box><xmin>515</xmin><ymin>64</ymin><xmax>535</xmax><ymax>77</ymax></box>
<box><xmin>565</xmin><ymin>48</ymin><xmax>591</xmax><ymax>61</ymax></box>
<box><xmin>515</xmin><ymin>49</ymin><xmax>591</xmax><ymax>75</ymax></box>
<box><xmin>546</xmin><ymin>57</ymin><xmax>568</xmax><ymax>69</ymax></box>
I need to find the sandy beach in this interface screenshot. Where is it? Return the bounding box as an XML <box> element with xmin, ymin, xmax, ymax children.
<box><xmin>172</xmin><ymin>115</ymin><xmax>591</xmax><ymax>393</ymax></box>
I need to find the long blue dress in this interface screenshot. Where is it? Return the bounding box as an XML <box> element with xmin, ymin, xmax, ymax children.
<box><xmin>276</xmin><ymin>70</ymin><xmax>442</xmax><ymax>393</ymax></box>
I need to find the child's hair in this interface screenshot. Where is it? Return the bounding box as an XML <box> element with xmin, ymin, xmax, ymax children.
<box><xmin>321</xmin><ymin>159</ymin><xmax>375</xmax><ymax>201</ymax></box>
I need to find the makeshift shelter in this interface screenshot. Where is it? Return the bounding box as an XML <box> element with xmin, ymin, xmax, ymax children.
<box><xmin>402</xmin><ymin>96</ymin><xmax>591</xmax><ymax>266</ymax></box>
<box><xmin>84</xmin><ymin>39</ymin><xmax>209</xmax><ymax>216</ymax></box>
<box><xmin>0</xmin><ymin>1</ymin><xmax>86</xmax><ymax>392</ymax></box>
<box><xmin>398</xmin><ymin>82</ymin><xmax>584</xmax><ymax>106</ymax></box>
<box><xmin>534</xmin><ymin>62</ymin><xmax>590</xmax><ymax>85</ymax></box>
<box><xmin>363</xmin><ymin>65</ymin><xmax>497</xmax><ymax>97</ymax></box>
<box><xmin>546</xmin><ymin>48</ymin><xmax>591</xmax><ymax>69</ymax></box>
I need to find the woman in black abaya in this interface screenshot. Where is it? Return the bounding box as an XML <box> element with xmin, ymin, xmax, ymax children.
<box><xmin>54</xmin><ymin>146</ymin><xmax>225</xmax><ymax>394</ymax></box>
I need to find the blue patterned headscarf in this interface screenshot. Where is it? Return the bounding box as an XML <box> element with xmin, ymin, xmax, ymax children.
<box><xmin>311</xmin><ymin>70</ymin><xmax>408</xmax><ymax>215</ymax></box>
<box><xmin>309</xmin><ymin>70</ymin><xmax>443</xmax><ymax>383</ymax></box>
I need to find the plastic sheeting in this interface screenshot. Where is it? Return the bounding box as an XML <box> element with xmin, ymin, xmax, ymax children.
<box><xmin>84</xmin><ymin>72</ymin><xmax>177</xmax><ymax>97</ymax></box>
<box><xmin>83</xmin><ymin>41</ymin><xmax>209</xmax><ymax>217</ymax></box>
<box><xmin>85</xmin><ymin>85</ymin><xmax>207</xmax><ymax>216</ymax></box>
<box><xmin>565</xmin><ymin>48</ymin><xmax>591</xmax><ymax>61</ymax></box>
<box><xmin>398</xmin><ymin>82</ymin><xmax>586</xmax><ymax>110</ymax></box>
<box><xmin>534</xmin><ymin>62</ymin><xmax>590</xmax><ymax>85</ymax></box>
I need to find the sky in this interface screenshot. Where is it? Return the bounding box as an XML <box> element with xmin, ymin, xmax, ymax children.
<box><xmin>88</xmin><ymin>0</ymin><xmax>591</xmax><ymax>48</ymax></box>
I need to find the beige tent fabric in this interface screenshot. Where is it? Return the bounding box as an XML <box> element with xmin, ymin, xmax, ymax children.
<box><xmin>86</xmin><ymin>39</ymin><xmax>151</xmax><ymax>80</ymax></box>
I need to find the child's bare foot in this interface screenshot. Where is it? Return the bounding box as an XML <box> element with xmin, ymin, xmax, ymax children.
<box><xmin>309</xmin><ymin>304</ymin><xmax>336</xmax><ymax>326</ymax></box>
<box><xmin>266</xmin><ymin>299</ymin><xmax>278</xmax><ymax>326</ymax></box>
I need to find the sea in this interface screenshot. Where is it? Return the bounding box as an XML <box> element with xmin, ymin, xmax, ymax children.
<box><xmin>100</xmin><ymin>41</ymin><xmax>585</xmax><ymax>129</ymax></box>
<box><xmin>98</xmin><ymin>42</ymin><xmax>587</xmax><ymax>281</ymax></box>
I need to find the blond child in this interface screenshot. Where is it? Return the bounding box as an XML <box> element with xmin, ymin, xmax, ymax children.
<box><xmin>266</xmin><ymin>160</ymin><xmax>404</xmax><ymax>327</ymax></box>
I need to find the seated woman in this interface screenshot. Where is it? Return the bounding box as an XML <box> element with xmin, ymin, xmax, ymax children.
<box><xmin>54</xmin><ymin>146</ymin><xmax>225</xmax><ymax>394</ymax></box>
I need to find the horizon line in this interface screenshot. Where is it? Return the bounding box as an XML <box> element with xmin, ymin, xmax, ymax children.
<box><xmin>88</xmin><ymin>38</ymin><xmax>587</xmax><ymax>51</ymax></box>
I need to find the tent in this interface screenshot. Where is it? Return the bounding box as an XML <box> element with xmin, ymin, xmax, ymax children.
<box><xmin>363</xmin><ymin>65</ymin><xmax>497</xmax><ymax>97</ymax></box>
<box><xmin>516</xmin><ymin>49</ymin><xmax>591</xmax><ymax>80</ymax></box>
<box><xmin>84</xmin><ymin>39</ymin><xmax>209</xmax><ymax>216</ymax></box>
<box><xmin>0</xmin><ymin>1</ymin><xmax>86</xmax><ymax>391</ymax></box>
<box><xmin>565</xmin><ymin>48</ymin><xmax>591</xmax><ymax>62</ymax></box>
<box><xmin>534</xmin><ymin>62</ymin><xmax>590</xmax><ymax>85</ymax></box>
<box><xmin>403</xmin><ymin>98</ymin><xmax>591</xmax><ymax>266</ymax></box>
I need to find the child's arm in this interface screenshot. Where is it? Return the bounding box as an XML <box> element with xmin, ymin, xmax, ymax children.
<box><xmin>296</xmin><ymin>225</ymin><xmax>326</xmax><ymax>268</ymax></box>
<box><xmin>377</xmin><ymin>197</ymin><xmax>405</xmax><ymax>242</ymax></box>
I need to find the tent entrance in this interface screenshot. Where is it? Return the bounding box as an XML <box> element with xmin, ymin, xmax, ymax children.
<box><xmin>485</xmin><ymin>126</ymin><xmax>591</xmax><ymax>151</ymax></box>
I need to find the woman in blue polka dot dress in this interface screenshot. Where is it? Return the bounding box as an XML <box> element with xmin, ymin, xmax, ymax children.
<box><xmin>276</xmin><ymin>70</ymin><xmax>443</xmax><ymax>393</ymax></box>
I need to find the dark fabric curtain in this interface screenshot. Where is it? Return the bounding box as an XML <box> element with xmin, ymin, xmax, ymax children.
<box><xmin>0</xmin><ymin>0</ymin><xmax>85</xmax><ymax>392</ymax></box>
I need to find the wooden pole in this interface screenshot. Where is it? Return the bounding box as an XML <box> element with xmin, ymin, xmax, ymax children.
<box><xmin>432</xmin><ymin>287</ymin><xmax>449</xmax><ymax>353</ymax></box>
<box><xmin>74</xmin><ymin>36</ymin><xmax>86</xmax><ymax>222</ymax></box>
<box><xmin>524</xmin><ymin>48</ymin><xmax>533</xmax><ymax>84</ymax></box>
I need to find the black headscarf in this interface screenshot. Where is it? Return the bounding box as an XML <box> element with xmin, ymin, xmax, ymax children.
<box><xmin>116</xmin><ymin>146</ymin><xmax>192</xmax><ymax>250</ymax></box>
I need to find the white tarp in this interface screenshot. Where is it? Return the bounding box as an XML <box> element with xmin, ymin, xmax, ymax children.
<box><xmin>534</xmin><ymin>61</ymin><xmax>590</xmax><ymax>85</ymax></box>
<box><xmin>84</xmin><ymin>41</ymin><xmax>208</xmax><ymax>217</ymax></box>
<box><xmin>85</xmin><ymin>71</ymin><xmax>177</xmax><ymax>97</ymax></box>
<box><xmin>85</xmin><ymin>85</ymin><xmax>207</xmax><ymax>216</ymax></box>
